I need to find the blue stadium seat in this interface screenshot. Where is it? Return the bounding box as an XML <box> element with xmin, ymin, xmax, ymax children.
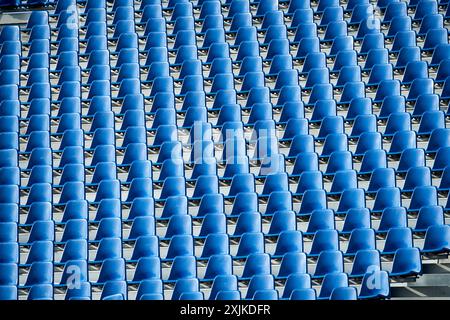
<box><xmin>0</xmin><ymin>0</ymin><xmax>446</xmax><ymax>301</ymax></box>
<box><xmin>350</xmin><ymin>249</ymin><xmax>381</xmax><ymax>278</ymax></box>
<box><xmin>314</xmin><ymin>250</ymin><xmax>344</xmax><ymax>278</ymax></box>
<box><xmin>390</xmin><ymin>247</ymin><xmax>422</xmax><ymax>277</ymax></box>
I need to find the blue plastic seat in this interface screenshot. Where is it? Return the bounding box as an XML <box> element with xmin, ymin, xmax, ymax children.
<box><xmin>409</xmin><ymin>186</ymin><xmax>438</xmax><ymax>212</ymax></box>
<box><xmin>388</xmin><ymin>15</ymin><xmax>412</xmax><ymax>37</ymax></box>
<box><xmin>26</xmin><ymin>240</ymin><xmax>53</xmax><ymax>264</ymax></box>
<box><xmin>0</xmin><ymin>167</ymin><xmax>19</xmax><ymax>186</ymax></box>
<box><xmin>340</xmin><ymin>206</ymin><xmax>371</xmax><ymax>232</ymax></box>
<box><xmin>359</xmin><ymin>33</ymin><xmax>384</xmax><ymax>56</ymax></box>
<box><xmin>287</xmin><ymin>0</ymin><xmax>310</xmax><ymax>14</ymax></box>
<box><xmin>419</xmin><ymin>14</ymin><xmax>443</xmax><ymax>35</ymax></box>
<box><xmin>346</xmin><ymin>228</ymin><xmax>376</xmax><ymax>255</ymax></box>
<box><xmin>94</xmin><ymin>218</ymin><xmax>121</xmax><ymax>241</ymax></box>
<box><xmin>318</xmin><ymin>272</ymin><xmax>348</xmax><ymax>300</ymax></box>
<box><xmin>65</xmin><ymin>282</ymin><xmax>91</xmax><ymax>300</ymax></box>
<box><xmin>234</xmin><ymin>212</ymin><xmax>261</xmax><ymax>236</ymax></box>
<box><xmin>288</xmin><ymin>134</ymin><xmax>314</xmax><ymax>158</ymax></box>
<box><xmin>141</xmin><ymin>4</ymin><xmax>162</xmax><ymax>24</ymax></box>
<box><xmin>333</xmin><ymin>50</ymin><xmax>357</xmax><ymax>72</ymax></box>
<box><xmin>127</xmin><ymin>197</ymin><xmax>154</xmax><ymax>221</ymax></box>
<box><xmin>359</xmin><ymin>270</ymin><xmax>390</xmax><ymax>299</ymax></box>
<box><xmin>239</xmin><ymin>57</ymin><xmax>262</xmax><ymax>78</ymax></box>
<box><xmin>310</xmin><ymin>99</ymin><xmax>336</xmax><ymax>123</ymax></box>
<box><xmin>281</xmin><ymin>273</ymin><xmax>311</xmax><ymax>299</ymax></box>
<box><xmin>274</xmin><ymin>249</ymin><xmax>306</xmax><ymax>277</ymax></box>
<box><xmin>289</xmin><ymin>288</ymin><xmax>317</xmax><ymax>300</ymax></box>
<box><xmin>200</xmin><ymin>233</ymin><xmax>228</xmax><ymax>259</ymax></box>
<box><xmin>97</xmin><ymin>258</ymin><xmax>126</xmax><ymax>284</ymax></box>
<box><xmin>0</xmin><ymin>263</ymin><xmax>17</xmax><ymax>286</ymax></box>
<box><xmin>0</xmin><ymin>204</ymin><xmax>18</xmax><ymax>223</ymax></box>
<box><xmin>28</xmin><ymin>284</ymin><xmax>53</xmax><ymax>300</ymax></box>
<box><xmin>325</xmin><ymin>151</ymin><xmax>353</xmax><ymax>175</ymax></box>
<box><xmin>433</xmin><ymin>147</ymin><xmax>450</xmax><ymax>171</ymax></box>
<box><xmin>59</xmin><ymin>200</ymin><xmax>88</xmax><ymax>223</ymax></box>
<box><xmin>440</xmin><ymin>167</ymin><xmax>450</xmax><ymax>191</ymax></box>
<box><xmin>209</xmin><ymin>274</ymin><xmax>238</xmax><ymax>300</ymax></box>
<box><xmin>423</xmin><ymin>225</ymin><xmax>450</xmax><ymax>254</ymax></box>
<box><xmin>98</xmin><ymin>279</ymin><xmax>126</xmax><ymax>300</ymax></box>
<box><xmin>94</xmin><ymin>238</ymin><xmax>122</xmax><ymax>262</ymax></box>
<box><xmin>60</xmin><ymin>238</ymin><xmax>88</xmax><ymax>263</ymax></box>
<box><xmin>252</xmin><ymin>290</ymin><xmax>278</xmax><ymax>300</ymax></box>
<box><xmin>0</xmin><ymin>242</ymin><xmax>18</xmax><ymax>264</ymax></box>
<box><xmin>390</xmin><ymin>247</ymin><xmax>422</xmax><ymax>277</ymax></box>
<box><xmin>229</xmin><ymin>192</ymin><xmax>257</xmax><ymax>217</ymax></box>
<box><xmin>336</xmin><ymin>188</ymin><xmax>365</xmax><ymax>215</ymax></box>
<box><xmin>412</xmin><ymin>94</ymin><xmax>440</xmax><ymax>118</ymax></box>
<box><xmin>206</xmin><ymin>42</ymin><xmax>230</xmax><ymax>63</ymax></box>
<box><xmin>359</xmin><ymin>148</ymin><xmax>386</xmax><ymax>174</ymax></box>
<box><xmin>168</xmin><ymin>256</ymin><xmax>197</xmax><ymax>281</ymax></box>
<box><xmin>423</xmin><ymin>28</ymin><xmax>448</xmax><ymax>51</ymax></box>
<box><xmin>267</xmin><ymin>210</ymin><xmax>296</xmax><ymax>235</ymax></box>
<box><xmin>261</xmin><ymin>172</ymin><xmax>288</xmax><ymax>195</ymax></box>
<box><xmin>329</xmin><ymin>170</ymin><xmax>357</xmax><ymax>194</ymax></box>
<box><xmin>198</xmin><ymin>213</ymin><xmax>225</xmax><ymax>237</ymax></box>
<box><xmin>201</xmin><ymin>14</ymin><xmax>224</xmax><ymax>34</ymax></box>
<box><xmin>135</xmin><ymin>278</ymin><xmax>163</xmax><ymax>300</ymax></box>
<box><xmin>0</xmin><ymin>0</ymin><xmax>448</xmax><ymax>301</ymax></box>
<box><xmin>258</xmin><ymin>8</ymin><xmax>282</xmax><ymax>28</ymax></box>
<box><xmin>291</xmin><ymin>153</ymin><xmax>318</xmax><ymax>177</ymax></box>
<box><xmin>0</xmin><ymin>185</ymin><xmax>18</xmax><ymax>204</ymax></box>
<box><xmin>298</xmin><ymin>189</ymin><xmax>327</xmax><ymax>216</ymax></box>
<box><xmin>314</xmin><ymin>250</ymin><xmax>344</xmax><ymax>277</ymax></box>
<box><xmin>245</xmin><ymin>274</ymin><xmax>274</xmax><ymax>300</ymax></box>
<box><xmin>418</xmin><ymin>111</ymin><xmax>445</xmax><ymax>136</ymax></box>
<box><xmin>384</xmin><ymin>112</ymin><xmax>411</xmax><ymax>136</ymax></box>
<box><xmin>235</xmin><ymin>232</ymin><xmax>264</xmax><ymax>258</ymax></box>
<box><xmin>343</xmin><ymin>97</ymin><xmax>369</xmax><ymax>118</ymax></box>
<box><xmin>395</xmin><ymin>46</ymin><xmax>420</xmax><ymax>70</ymax></box>
<box><xmin>350</xmin><ymin>249</ymin><xmax>381</xmax><ymax>277</ymax></box>
<box><xmin>132</xmin><ymin>256</ymin><xmax>161</xmax><ymax>282</ymax></box>
<box><xmin>403</xmin><ymin>167</ymin><xmax>432</xmax><ymax>192</ymax></box>
<box><xmin>295</xmin><ymin>171</ymin><xmax>322</xmax><ymax>195</ymax></box>
<box><xmin>397</xmin><ymin>149</ymin><xmax>425</xmax><ymax>176</ymax></box>
<box><xmin>415</xmin><ymin>0</ymin><xmax>438</xmax><ymax>19</ymax></box>
<box><xmin>229</xmin><ymin>12</ymin><xmax>251</xmax><ymax>31</ymax></box>
<box><xmin>389</xmin><ymin>131</ymin><xmax>417</xmax><ymax>155</ymax></box>
<box><xmin>131</xmin><ymin>235</ymin><xmax>159</xmax><ymax>261</ymax></box>
<box><xmin>309</xmin><ymin>229</ymin><xmax>339</xmax><ymax>256</ymax></box>
<box><xmin>305</xmin><ymin>209</ymin><xmax>334</xmax><ymax>235</ymax></box>
<box><xmin>25</xmin><ymin>261</ymin><xmax>53</xmax><ymax>286</ymax></box>
<box><xmin>382</xmin><ymin>227</ymin><xmax>413</xmax><ymax>254</ymax></box>
<box><xmin>372</xmin><ymin>187</ymin><xmax>402</xmax><ymax>213</ymax></box>
<box><xmin>0</xmin><ymin>25</ymin><xmax>19</xmax><ymax>42</ymax></box>
<box><xmin>128</xmin><ymin>216</ymin><xmax>156</xmax><ymax>240</ymax></box>
<box><xmin>241</xmin><ymin>253</ymin><xmax>271</xmax><ymax>279</ymax></box>
<box><xmin>427</xmin><ymin>129</ymin><xmax>450</xmax><ymax>153</ymax></box>
<box><xmin>164</xmin><ymin>214</ymin><xmax>192</xmax><ymax>238</ymax></box>
<box><xmin>378</xmin><ymin>207</ymin><xmax>408</xmax><ymax>233</ymax></box>
<box><xmin>330</xmin><ymin>287</ymin><xmax>358</xmax><ymax>300</ymax></box>
<box><xmin>215</xmin><ymin>290</ymin><xmax>240</xmax><ymax>301</ymax></box>
<box><xmin>28</xmin><ymin>220</ymin><xmax>54</xmax><ymax>243</ymax></box>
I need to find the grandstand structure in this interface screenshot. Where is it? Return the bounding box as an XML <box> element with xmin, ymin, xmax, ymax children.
<box><xmin>0</xmin><ymin>0</ymin><xmax>449</xmax><ymax>300</ymax></box>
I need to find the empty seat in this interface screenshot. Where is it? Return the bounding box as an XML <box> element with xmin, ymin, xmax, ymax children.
<box><xmin>359</xmin><ymin>270</ymin><xmax>390</xmax><ymax>299</ymax></box>
<box><xmin>0</xmin><ymin>0</ymin><xmax>445</xmax><ymax>301</ymax></box>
